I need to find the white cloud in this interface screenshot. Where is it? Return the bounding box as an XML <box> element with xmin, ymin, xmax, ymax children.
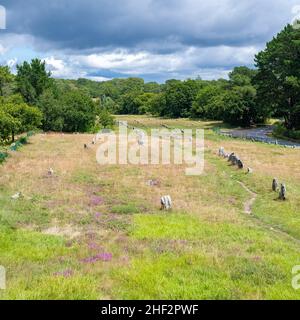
<box><xmin>74</xmin><ymin>45</ymin><xmax>259</xmax><ymax>77</ymax></box>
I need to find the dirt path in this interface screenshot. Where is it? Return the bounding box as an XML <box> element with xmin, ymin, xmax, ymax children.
<box><xmin>237</xmin><ymin>181</ymin><xmax>257</xmax><ymax>215</ymax></box>
<box><xmin>236</xmin><ymin>180</ymin><xmax>300</xmax><ymax>246</ymax></box>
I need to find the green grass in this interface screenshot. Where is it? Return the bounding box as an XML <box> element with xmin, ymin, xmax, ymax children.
<box><xmin>112</xmin><ymin>212</ymin><xmax>300</xmax><ymax>299</ymax></box>
<box><xmin>0</xmin><ymin>226</ymin><xmax>101</xmax><ymax>300</ymax></box>
<box><xmin>111</xmin><ymin>203</ymin><xmax>141</xmax><ymax>215</ymax></box>
<box><xmin>2</xmin><ymin>275</ymin><xmax>99</xmax><ymax>300</ymax></box>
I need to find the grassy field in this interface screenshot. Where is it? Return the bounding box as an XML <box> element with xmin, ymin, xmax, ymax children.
<box><xmin>1</xmin><ymin>116</ymin><xmax>300</xmax><ymax>300</ymax></box>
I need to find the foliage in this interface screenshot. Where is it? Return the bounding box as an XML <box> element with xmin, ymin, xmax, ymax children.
<box><xmin>16</xmin><ymin>59</ymin><xmax>54</xmax><ymax>104</ymax></box>
<box><xmin>0</xmin><ymin>95</ymin><xmax>42</xmax><ymax>142</ymax></box>
<box><xmin>273</xmin><ymin>123</ymin><xmax>300</xmax><ymax>141</ymax></box>
<box><xmin>0</xmin><ymin>65</ymin><xmax>13</xmax><ymax>96</ymax></box>
<box><xmin>254</xmin><ymin>24</ymin><xmax>300</xmax><ymax>130</ymax></box>
<box><xmin>97</xmin><ymin>109</ymin><xmax>115</xmax><ymax>129</ymax></box>
<box><xmin>36</xmin><ymin>89</ymin><xmax>64</xmax><ymax>132</ymax></box>
<box><xmin>60</xmin><ymin>90</ymin><xmax>97</xmax><ymax>132</ymax></box>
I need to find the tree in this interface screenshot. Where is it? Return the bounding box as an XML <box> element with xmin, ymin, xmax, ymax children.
<box><xmin>98</xmin><ymin>109</ymin><xmax>115</xmax><ymax>129</ymax></box>
<box><xmin>148</xmin><ymin>93</ymin><xmax>166</xmax><ymax>116</ymax></box>
<box><xmin>254</xmin><ymin>24</ymin><xmax>300</xmax><ymax>129</ymax></box>
<box><xmin>222</xmin><ymin>86</ymin><xmax>257</xmax><ymax>126</ymax></box>
<box><xmin>100</xmin><ymin>95</ymin><xmax>119</xmax><ymax>114</ymax></box>
<box><xmin>118</xmin><ymin>92</ymin><xmax>141</xmax><ymax>114</ymax></box>
<box><xmin>16</xmin><ymin>59</ymin><xmax>53</xmax><ymax>104</ymax></box>
<box><xmin>36</xmin><ymin>89</ymin><xmax>64</xmax><ymax>131</ymax></box>
<box><xmin>162</xmin><ymin>79</ymin><xmax>202</xmax><ymax>118</ymax></box>
<box><xmin>229</xmin><ymin>66</ymin><xmax>257</xmax><ymax>86</ymax></box>
<box><xmin>0</xmin><ymin>110</ymin><xmax>20</xmax><ymax>142</ymax></box>
<box><xmin>134</xmin><ymin>93</ymin><xmax>157</xmax><ymax>114</ymax></box>
<box><xmin>61</xmin><ymin>91</ymin><xmax>96</xmax><ymax>132</ymax></box>
<box><xmin>0</xmin><ymin>66</ymin><xmax>13</xmax><ymax>96</ymax></box>
<box><xmin>0</xmin><ymin>95</ymin><xmax>42</xmax><ymax>141</ymax></box>
<box><xmin>191</xmin><ymin>83</ymin><xmax>224</xmax><ymax>119</ymax></box>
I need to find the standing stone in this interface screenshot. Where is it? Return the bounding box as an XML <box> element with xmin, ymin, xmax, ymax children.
<box><xmin>231</xmin><ymin>155</ymin><xmax>239</xmax><ymax>166</ymax></box>
<box><xmin>160</xmin><ymin>195</ymin><xmax>172</xmax><ymax>210</ymax></box>
<box><xmin>272</xmin><ymin>178</ymin><xmax>279</xmax><ymax>192</ymax></box>
<box><xmin>228</xmin><ymin>153</ymin><xmax>235</xmax><ymax>162</ymax></box>
<box><xmin>237</xmin><ymin>159</ymin><xmax>244</xmax><ymax>169</ymax></box>
<box><xmin>279</xmin><ymin>184</ymin><xmax>287</xmax><ymax>200</ymax></box>
<box><xmin>218</xmin><ymin>147</ymin><xmax>225</xmax><ymax>157</ymax></box>
<box><xmin>247</xmin><ymin>167</ymin><xmax>253</xmax><ymax>174</ymax></box>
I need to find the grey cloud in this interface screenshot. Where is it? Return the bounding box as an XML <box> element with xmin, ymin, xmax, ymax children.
<box><xmin>1</xmin><ymin>0</ymin><xmax>298</xmax><ymax>52</ymax></box>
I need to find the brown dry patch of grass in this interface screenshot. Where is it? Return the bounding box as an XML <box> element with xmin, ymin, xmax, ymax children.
<box><xmin>206</xmin><ymin>138</ymin><xmax>300</xmax><ymax>184</ymax></box>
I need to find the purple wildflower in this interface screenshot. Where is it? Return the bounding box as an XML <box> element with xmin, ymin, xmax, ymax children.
<box><xmin>88</xmin><ymin>242</ymin><xmax>99</xmax><ymax>250</ymax></box>
<box><xmin>90</xmin><ymin>196</ymin><xmax>104</xmax><ymax>206</ymax></box>
<box><xmin>81</xmin><ymin>253</ymin><xmax>113</xmax><ymax>263</ymax></box>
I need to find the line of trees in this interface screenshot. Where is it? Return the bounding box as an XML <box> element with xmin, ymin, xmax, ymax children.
<box><xmin>0</xmin><ymin>60</ymin><xmax>114</xmax><ymax>143</ymax></box>
<box><xmin>1</xmin><ymin>22</ymin><xmax>299</xmax><ymax>142</ymax></box>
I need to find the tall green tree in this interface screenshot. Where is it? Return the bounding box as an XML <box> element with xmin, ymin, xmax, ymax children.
<box><xmin>61</xmin><ymin>91</ymin><xmax>96</xmax><ymax>132</ymax></box>
<box><xmin>162</xmin><ymin>79</ymin><xmax>202</xmax><ymax>118</ymax></box>
<box><xmin>0</xmin><ymin>65</ymin><xmax>13</xmax><ymax>96</ymax></box>
<box><xmin>254</xmin><ymin>24</ymin><xmax>300</xmax><ymax>129</ymax></box>
<box><xmin>36</xmin><ymin>89</ymin><xmax>64</xmax><ymax>131</ymax></box>
<box><xmin>16</xmin><ymin>59</ymin><xmax>53</xmax><ymax>104</ymax></box>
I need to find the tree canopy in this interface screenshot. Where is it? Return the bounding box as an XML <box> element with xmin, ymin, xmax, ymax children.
<box><xmin>254</xmin><ymin>24</ymin><xmax>300</xmax><ymax>130</ymax></box>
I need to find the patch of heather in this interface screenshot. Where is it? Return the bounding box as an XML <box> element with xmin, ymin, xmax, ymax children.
<box><xmin>94</xmin><ymin>212</ymin><xmax>103</xmax><ymax>219</ymax></box>
<box><xmin>81</xmin><ymin>253</ymin><xmax>113</xmax><ymax>264</ymax></box>
<box><xmin>90</xmin><ymin>195</ymin><xmax>104</xmax><ymax>207</ymax></box>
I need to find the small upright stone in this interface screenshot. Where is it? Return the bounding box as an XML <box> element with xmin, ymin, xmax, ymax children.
<box><xmin>160</xmin><ymin>195</ymin><xmax>172</xmax><ymax>211</ymax></box>
<box><xmin>247</xmin><ymin>167</ymin><xmax>253</xmax><ymax>174</ymax></box>
<box><xmin>218</xmin><ymin>147</ymin><xmax>225</xmax><ymax>157</ymax></box>
<box><xmin>11</xmin><ymin>192</ymin><xmax>22</xmax><ymax>200</ymax></box>
<box><xmin>279</xmin><ymin>184</ymin><xmax>287</xmax><ymax>200</ymax></box>
<box><xmin>48</xmin><ymin>168</ymin><xmax>54</xmax><ymax>176</ymax></box>
<box><xmin>272</xmin><ymin>178</ymin><xmax>279</xmax><ymax>192</ymax></box>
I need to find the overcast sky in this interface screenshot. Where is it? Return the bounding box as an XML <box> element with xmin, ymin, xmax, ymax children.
<box><xmin>0</xmin><ymin>0</ymin><xmax>299</xmax><ymax>82</ymax></box>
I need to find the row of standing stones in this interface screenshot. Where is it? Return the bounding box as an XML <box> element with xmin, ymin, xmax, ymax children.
<box><xmin>218</xmin><ymin>147</ymin><xmax>287</xmax><ymax>201</ymax></box>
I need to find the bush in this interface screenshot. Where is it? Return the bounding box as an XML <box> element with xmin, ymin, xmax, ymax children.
<box><xmin>0</xmin><ymin>152</ymin><xmax>8</xmax><ymax>164</ymax></box>
<box><xmin>273</xmin><ymin>124</ymin><xmax>300</xmax><ymax>141</ymax></box>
